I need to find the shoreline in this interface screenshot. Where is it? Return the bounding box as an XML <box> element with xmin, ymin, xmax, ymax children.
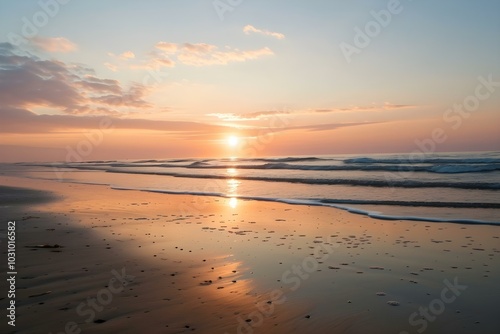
<box><xmin>115</xmin><ymin>186</ymin><xmax>500</xmax><ymax>226</ymax></box>
<box><xmin>1</xmin><ymin>175</ymin><xmax>499</xmax><ymax>333</ymax></box>
<box><xmin>4</xmin><ymin>162</ymin><xmax>499</xmax><ymax>226</ymax></box>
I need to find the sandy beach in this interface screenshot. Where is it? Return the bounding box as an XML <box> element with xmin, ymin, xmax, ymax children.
<box><xmin>0</xmin><ymin>175</ymin><xmax>498</xmax><ymax>334</ymax></box>
<box><xmin>2</xmin><ymin>1</ymin><xmax>499</xmax><ymax>333</ymax></box>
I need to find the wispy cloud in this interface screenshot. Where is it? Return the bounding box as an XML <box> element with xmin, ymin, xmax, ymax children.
<box><xmin>112</xmin><ymin>41</ymin><xmax>274</xmax><ymax>71</ymax></box>
<box><xmin>120</xmin><ymin>51</ymin><xmax>135</xmax><ymax>59</ymax></box>
<box><xmin>208</xmin><ymin>110</ymin><xmax>291</xmax><ymax>121</ymax></box>
<box><xmin>155</xmin><ymin>42</ymin><xmax>179</xmax><ymax>54</ymax></box>
<box><xmin>243</xmin><ymin>25</ymin><xmax>285</xmax><ymax>40</ymax></box>
<box><xmin>289</xmin><ymin>122</ymin><xmax>378</xmax><ymax>132</ymax></box>
<box><xmin>314</xmin><ymin>102</ymin><xmax>417</xmax><ymax>113</ymax></box>
<box><xmin>104</xmin><ymin>51</ymin><xmax>137</xmax><ymax>71</ymax></box>
<box><xmin>140</xmin><ymin>42</ymin><xmax>274</xmax><ymax>68</ymax></box>
<box><xmin>104</xmin><ymin>62</ymin><xmax>118</xmax><ymax>72</ymax></box>
<box><xmin>108</xmin><ymin>51</ymin><xmax>136</xmax><ymax>60</ymax></box>
<box><xmin>177</xmin><ymin>45</ymin><xmax>273</xmax><ymax>66</ymax></box>
<box><xmin>0</xmin><ymin>105</ymin><xmax>380</xmax><ymax>139</ymax></box>
<box><xmin>0</xmin><ymin>107</ymin><xmax>233</xmax><ymax>134</ymax></box>
<box><xmin>31</xmin><ymin>36</ymin><xmax>77</xmax><ymax>53</ymax></box>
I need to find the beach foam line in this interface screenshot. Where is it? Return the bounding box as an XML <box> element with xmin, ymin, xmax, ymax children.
<box><xmin>31</xmin><ymin>161</ymin><xmax>500</xmax><ymax>174</ymax></box>
<box><xmin>110</xmin><ymin>186</ymin><xmax>500</xmax><ymax>226</ymax></box>
<box><xmin>317</xmin><ymin>198</ymin><xmax>500</xmax><ymax>209</ymax></box>
<box><xmin>11</xmin><ymin>169</ymin><xmax>500</xmax><ymax>225</ymax></box>
<box><xmin>101</xmin><ymin>169</ymin><xmax>500</xmax><ymax>190</ymax></box>
<box><xmin>345</xmin><ymin>157</ymin><xmax>500</xmax><ymax>164</ymax></box>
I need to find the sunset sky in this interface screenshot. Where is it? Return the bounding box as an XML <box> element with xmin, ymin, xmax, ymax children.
<box><xmin>0</xmin><ymin>0</ymin><xmax>499</xmax><ymax>162</ymax></box>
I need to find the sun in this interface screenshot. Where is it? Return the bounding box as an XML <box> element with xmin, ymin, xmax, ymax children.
<box><xmin>227</xmin><ymin>135</ymin><xmax>239</xmax><ymax>147</ymax></box>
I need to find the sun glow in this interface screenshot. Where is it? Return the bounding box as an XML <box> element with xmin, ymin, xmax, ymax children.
<box><xmin>227</xmin><ymin>135</ymin><xmax>239</xmax><ymax>147</ymax></box>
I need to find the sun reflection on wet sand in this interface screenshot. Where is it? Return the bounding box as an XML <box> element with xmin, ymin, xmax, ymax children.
<box><xmin>226</xmin><ymin>173</ymin><xmax>240</xmax><ymax>209</ymax></box>
<box><xmin>228</xmin><ymin>197</ymin><xmax>238</xmax><ymax>208</ymax></box>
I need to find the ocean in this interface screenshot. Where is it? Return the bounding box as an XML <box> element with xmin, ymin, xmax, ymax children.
<box><xmin>16</xmin><ymin>151</ymin><xmax>500</xmax><ymax>225</ymax></box>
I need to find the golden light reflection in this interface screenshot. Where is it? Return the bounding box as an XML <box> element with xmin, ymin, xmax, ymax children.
<box><xmin>226</xmin><ymin>167</ymin><xmax>238</xmax><ymax>176</ymax></box>
<box><xmin>189</xmin><ymin>257</ymin><xmax>257</xmax><ymax>310</ymax></box>
<box><xmin>226</xmin><ymin>178</ymin><xmax>240</xmax><ymax>195</ymax></box>
<box><xmin>226</xmin><ymin>168</ymin><xmax>240</xmax><ymax>208</ymax></box>
<box><xmin>228</xmin><ymin>197</ymin><xmax>238</xmax><ymax>208</ymax></box>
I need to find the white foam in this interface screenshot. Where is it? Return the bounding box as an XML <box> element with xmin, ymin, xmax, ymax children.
<box><xmin>110</xmin><ymin>186</ymin><xmax>500</xmax><ymax>226</ymax></box>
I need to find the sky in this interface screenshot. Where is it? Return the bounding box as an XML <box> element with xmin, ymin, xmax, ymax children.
<box><xmin>0</xmin><ymin>0</ymin><xmax>499</xmax><ymax>162</ymax></box>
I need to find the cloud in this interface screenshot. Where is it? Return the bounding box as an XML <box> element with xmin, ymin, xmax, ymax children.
<box><xmin>177</xmin><ymin>44</ymin><xmax>273</xmax><ymax>66</ymax></box>
<box><xmin>243</xmin><ymin>110</ymin><xmax>291</xmax><ymax>118</ymax></box>
<box><xmin>104</xmin><ymin>51</ymin><xmax>137</xmax><ymax>71</ymax></box>
<box><xmin>0</xmin><ymin>107</ymin><xmax>237</xmax><ymax>134</ymax></box>
<box><xmin>243</xmin><ymin>25</ymin><xmax>285</xmax><ymax>40</ymax></box>
<box><xmin>31</xmin><ymin>36</ymin><xmax>77</xmax><ymax>53</ymax></box>
<box><xmin>289</xmin><ymin>122</ymin><xmax>378</xmax><ymax>132</ymax></box>
<box><xmin>120</xmin><ymin>41</ymin><xmax>275</xmax><ymax>70</ymax></box>
<box><xmin>153</xmin><ymin>57</ymin><xmax>175</xmax><ymax>67</ymax></box>
<box><xmin>131</xmin><ymin>55</ymin><xmax>175</xmax><ymax>69</ymax></box>
<box><xmin>104</xmin><ymin>62</ymin><xmax>118</xmax><ymax>72</ymax></box>
<box><xmin>91</xmin><ymin>84</ymin><xmax>151</xmax><ymax>109</ymax></box>
<box><xmin>155</xmin><ymin>42</ymin><xmax>179</xmax><ymax>54</ymax></box>
<box><xmin>314</xmin><ymin>102</ymin><xmax>417</xmax><ymax>113</ymax></box>
<box><xmin>135</xmin><ymin>42</ymin><xmax>274</xmax><ymax>69</ymax></box>
<box><xmin>0</xmin><ymin>105</ymin><xmax>380</xmax><ymax>140</ymax></box>
<box><xmin>74</xmin><ymin>76</ymin><xmax>121</xmax><ymax>93</ymax></box>
<box><xmin>119</xmin><ymin>51</ymin><xmax>135</xmax><ymax>59</ymax></box>
<box><xmin>108</xmin><ymin>51</ymin><xmax>136</xmax><ymax>60</ymax></box>
<box><xmin>208</xmin><ymin>110</ymin><xmax>291</xmax><ymax>121</ymax></box>
<box><xmin>182</xmin><ymin>43</ymin><xmax>216</xmax><ymax>54</ymax></box>
<box><xmin>0</xmin><ymin>42</ymin><xmax>150</xmax><ymax>115</ymax></box>
<box><xmin>382</xmin><ymin>103</ymin><xmax>417</xmax><ymax>109</ymax></box>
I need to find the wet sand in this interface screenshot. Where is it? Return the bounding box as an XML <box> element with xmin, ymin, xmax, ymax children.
<box><xmin>1</xmin><ymin>175</ymin><xmax>499</xmax><ymax>334</ymax></box>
